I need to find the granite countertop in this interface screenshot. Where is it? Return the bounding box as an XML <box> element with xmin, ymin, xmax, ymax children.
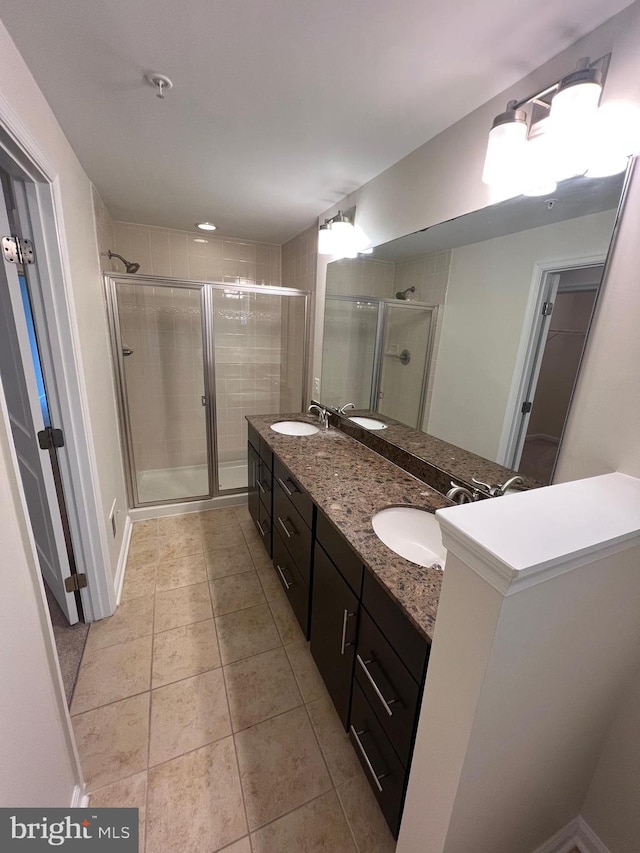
<box><xmin>248</xmin><ymin>413</ymin><xmax>453</xmax><ymax>641</ymax></box>
<box><xmin>333</xmin><ymin>409</ymin><xmax>541</xmax><ymax>493</ymax></box>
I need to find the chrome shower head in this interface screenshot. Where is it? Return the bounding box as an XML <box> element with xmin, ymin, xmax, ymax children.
<box><xmin>107</xmin><ymin>250</ymin><xmax>140</xmax><ymax>274</ymax></box>
<box><xmin>395</xmin><ymin>286</ymin><xmax>415</xmax><ymax>300</ymax></box>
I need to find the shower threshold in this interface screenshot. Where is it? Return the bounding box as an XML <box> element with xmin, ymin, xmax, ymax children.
<box><xmin>136</xmin><ymin>460</ymin><xmax>248</xmax><ymax>503</ymax></box>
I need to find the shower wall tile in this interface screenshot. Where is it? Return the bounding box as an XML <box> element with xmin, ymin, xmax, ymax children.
<box><xmin>393</xmin><ymin>250</ymin><xmax>451</xmax><ymax>304</ymax></box>
<box><xmin>111</xmin><ymin>221</ymin><xmax>281</xmax><ymax>286</ymax></box>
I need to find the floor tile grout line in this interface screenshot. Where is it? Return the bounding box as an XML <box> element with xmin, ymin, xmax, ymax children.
<box><xmin>335</xmin><ymin>783</ymin><xmax>364</xmax><ymax>853</ymax></box>
<box><xmin>207</xmin><ymin>555</ymin><xmax>252</xmax><ymax>842</ymax></box>
<box><xmin>144</xmin><ymin>551</ymin><xmax>159</xmax><ymax>853</ymax></box>
<box><xmin>248</xmin><ymin>787</ymin><xmax>349</xmax><ymax>842</ymax></box>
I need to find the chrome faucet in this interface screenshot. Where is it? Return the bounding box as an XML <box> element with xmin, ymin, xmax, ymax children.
<box><xmin>447</xmin><ymin>474</ymin><xmax>526</xmax><ymax>504</ymax></box>
<box><xmin>307</xmin><ymin>404</ymin><xmax>329</xmax><ymax>428</ymax></box>
<box><xmin>446</xmin><ymin>483</ymin><xmax>476</xmax><ymax>504</ymax></box>
<box><xmin>338</xmin><ymin>402</ymin><xmax>355</xmax><ymax>414</ymax></box>
<box><xmin>497</xmin><ymin>475</ymin><xmax>525</xmax><ymax>495</ymax></box>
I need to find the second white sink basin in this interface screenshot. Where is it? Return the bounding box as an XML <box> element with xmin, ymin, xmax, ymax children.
<box><xmin>349</xmin><ymin>416</ymin><xmax>388</xmax><ymax>430</ymax></box>
<box><xmin>372</xmin><ymin>506</ymin><xmax>446</xmax><ymax>568</ymax></box>
<box><xmin>270</xmin><ymin>421</ymin><xmax>319</xmax><ymax>436</ymax></box>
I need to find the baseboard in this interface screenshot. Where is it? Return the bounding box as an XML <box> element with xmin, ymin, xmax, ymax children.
<box><xmin>533</xmin><ymin>817</ymin><xmax>580</xmax><ymax>853</ymax></box>
<box><xmin>532</xmin><ymin>816</ymin><xmax>611</xmax><ymax>853</ymax></box>
<box><xmin>114</xmin><ymin>515</ymin><xmax>132</xmax><ymax>606</ymax></box>
<box><xmin>129</xmin><ymin>492</ymin><xmax>247</xmax><ymax>521</ymax></box>
<box><xmin>575</xmin><ymin>817</ymin><xmax>611</xmax><ymax>853</ymax></box>
<box><xmin>71</xmin><ymin>784</ymin><xmax>89</xmax><ymax>807</ymax></box>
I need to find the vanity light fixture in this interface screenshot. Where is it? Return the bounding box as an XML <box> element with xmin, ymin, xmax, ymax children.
<box><xmin>482</xmin><ymin>56</ymin><xmax>639</xmax><ymax>198</ymax></box>
<box><xmin>318</xmin><ymin>209</ymin><xmax>372</xmax><ymax>258</ymax></box>
<box><xmin>196</xmin><ymin>221</ymin><xmax>217</xmax><ymax>231</ymax></box>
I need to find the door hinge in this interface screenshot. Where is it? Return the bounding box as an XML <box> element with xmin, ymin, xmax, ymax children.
<box><xmin>521</xmin><ymin>401</ymin><xmax>532</xmax><ymax>414</ymax></box>
<box><xmin>37</xmin><ymin>427</ymin><xmax>65</xmax><ymax>450</ymax></box>
<box><xmin>65</xmin><ymin>573</ymin><xmax>87</xmax><ymax>593</ymax></box>
<box><xmin>542</xmin><ymin>301</ymin><xmax>554</xmax><ymax>316</ymax></box>
<box><xmin>2</xmin><ymin>235</ymin><xmax>35</xmax><ymax>265</ymax></box>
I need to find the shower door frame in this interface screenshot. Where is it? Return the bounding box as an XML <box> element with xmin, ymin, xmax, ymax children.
<box><xmin>105</xmin><ymin>273</ymin><xmax>310</xmax><ymax>509</ymax></box>
<box><xmin>324</xmin><ymin>294</ymin><xmax>438</xmax><ymax>427</ymax></box>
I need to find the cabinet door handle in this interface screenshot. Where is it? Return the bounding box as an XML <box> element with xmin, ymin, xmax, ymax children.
<box><xmin>349</xmin><ymin>726</ymin><xmax>385</xmax><ymax>793</ymax></box>
<box><xmin>275</xmin><ymin>563</ymin><xmax>292</xmax><ymax>590</ymax></box>
<box><xmin>257</xmin><ymin>478</ymin><xmax>266</xmax><ymax>494</ymax></box>
<box><xmin>277</xmin><ymin>476</ymin><xmax>296</xmax><ymax>497</ymax></box>
<box><xmin>277</xmin><ymin>516</ymin><xmax>296</xmax><ymax>539</ymax></box>
<box><xmin>357</xmin><ymin>655</ymin><xmax>396</xmax><ymax>717</ymax></box>
<box><xmin>340</xmin><ymin>609</ymin><xmax>355</xmax><ymax>655</ymax></box>
<box><xmin>256</xmin><ymin>519</ymin><xmax>266</xmax><ymax>537</ymax></box>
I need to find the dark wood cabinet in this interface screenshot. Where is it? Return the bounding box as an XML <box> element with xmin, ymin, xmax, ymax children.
<box><xmin>273</xmin><ymin>528</ymin><xmax>310</xmax><ymax>635</ymax></box>
<box><xmin>273</xmin><ymin>479</ymin><xmax>312</xmax><ymax>585</ymax></box>
<box><xmin>310</xmin><ymin>542</ymin><xmax>359</xmax><ymax>728</ymax></box>
<box><xmin>247</xmin><ymin>439</ymin><xmax>272</xmax><ymax>558</ymax></box>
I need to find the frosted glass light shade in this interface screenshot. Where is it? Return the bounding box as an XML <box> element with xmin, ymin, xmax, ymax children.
<box><xmin>585</xmin><ymin>101</ymin><xmax>640</xmax><ymax>177</ymax></box>
<box><xmin>550</xmin><ymin>81</ymin><xmax>601</xmax><ymax>124</ymax></box>
<box><xmin>482</xmin><ymin>118</ymin><xmax>527</xmax><ymax>188</ymax></box>
<box><xmin>318</xmin><ymin>223</ymin><xmax>336</xmax><ymax>255</ymax></box>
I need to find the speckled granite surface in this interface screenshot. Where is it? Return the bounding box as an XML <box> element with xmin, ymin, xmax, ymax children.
<box><xmin>248</xmin><ymin>413</ymin><xmax>453</xmax><ymax>641</ymax></box>
<box><xmin>330</xmin><ymin>410</ymin><xmax>541</xmax><ymax>494</ymax></box>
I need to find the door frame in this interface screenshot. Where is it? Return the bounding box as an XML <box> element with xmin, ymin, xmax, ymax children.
<box><xmin>0</xmin><ymin>97</ymin><xmax>115</xmax><ymax>622</ymax></box>
<box><xmin>498</xmin><ymin>253</ymin><xmax>607</xmax><ymax>472</ymax></box>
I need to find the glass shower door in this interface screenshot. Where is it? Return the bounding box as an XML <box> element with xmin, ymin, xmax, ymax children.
<box><xmin>377</xmin><ymin>304</ymin><xmax>434</xmax><ymax>428</ymax></box>
<box><xmin>320</xmin><ymin>298</ymin><xmax>380</xmax><ymax>409</ymax></box>
<box><xmin>212</xmin><ymin>287</ymin><xmax>307</xmax><ymax>492</ymax></box>
<box><xmin>114</xmin><ymin>282</ymin><xmax>210</xmax><ymax>504</ymax></box>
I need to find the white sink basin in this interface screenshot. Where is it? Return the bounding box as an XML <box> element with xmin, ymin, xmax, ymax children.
<box><xmin>349</xmin><ymin>416</ymin><xmax>388</xmax><ymax>431</ymax></box>
<box><xmin>372</xmin><ymin>507</ymin><xmax>446</xmax><ymax>567</ymax></box>
<box><xmin>270</xmin><ymin>421</ymin><xmax>319</xmax><ymax>436</ymax></box>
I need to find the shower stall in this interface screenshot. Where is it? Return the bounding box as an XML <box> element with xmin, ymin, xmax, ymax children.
<box><xmin>321</xmin><ymin>295</ymin><xmax>437</xmax><ymax>429</ymax></box>
<box><xmin>106</xmin><ymin>275</ymin><xmax>309</xmax><ymax>507</ymax></box>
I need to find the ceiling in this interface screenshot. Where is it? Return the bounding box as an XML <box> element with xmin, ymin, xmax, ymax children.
<box><xmin>0</xmin><ymin>0</ymin><xmax>633</xmax><ymax>243</ymax></box>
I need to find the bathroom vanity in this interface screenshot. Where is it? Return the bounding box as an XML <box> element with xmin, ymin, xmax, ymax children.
<box><xmin>247</xmin><ymin>414</ymin><xmax>457</xmax><ymax>836</ymax></box>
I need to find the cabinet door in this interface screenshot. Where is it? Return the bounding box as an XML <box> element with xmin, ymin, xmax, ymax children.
<box><xmin>273</xmin><ymin>529</ymin><xmax>309</xmax><ymax>636</ymax></box>
<box><xmin>248</xmin><ymin>442</ymin><xmax>260</xmax><ymax>530</ymax></box>
<box><xmin>310</xmin><ymin>542</ymin><xmax>359</xmax><ymax>728</ymax></box>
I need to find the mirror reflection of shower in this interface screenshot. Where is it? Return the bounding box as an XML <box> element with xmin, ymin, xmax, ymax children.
<box><xmin>105</xmin><ymin>250</ymin><xmax>140</xmax><ymax>274</ymax></box>
<box><xmin>395</xmin><ymin>286</ymin><xmax>415</xmax><ymax>300</ymax></box>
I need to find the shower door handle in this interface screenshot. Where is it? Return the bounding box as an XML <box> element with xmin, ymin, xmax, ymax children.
<box><xmin>201</xmin><ymin>395</ymin><xmax>207</xmax><ymax>406</ymax></box>
<box><xmin>122</xmin><ymin>346</ymin><xmax>134</xmax><ymax>357</ymax></box>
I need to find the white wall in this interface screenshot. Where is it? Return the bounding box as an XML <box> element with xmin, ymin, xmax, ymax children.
<box><xmin>0</xmin><ymin>382</ymin><xmax>81</xmax><ymax>805</ymax></box>
<box><xmin>427</xmin><ymin>210</ymin><xmax>615</xmax><ymax>461</ymax></box>
<box><xmin>0</xmin><ymin>20</ymin><xmax>127</xmax><ymax>587</ymax></box>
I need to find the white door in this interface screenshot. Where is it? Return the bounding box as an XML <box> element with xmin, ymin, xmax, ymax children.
<box><xmin>0</xmin><ymin>192</ymin><xmax>78</xmax><ymax>623</ymax></box>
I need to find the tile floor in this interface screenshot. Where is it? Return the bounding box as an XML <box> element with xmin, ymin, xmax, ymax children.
<box><xmin>72</xmin><ymin>504</ymin><xmax>396</xmax><ymax>853</ymax></box>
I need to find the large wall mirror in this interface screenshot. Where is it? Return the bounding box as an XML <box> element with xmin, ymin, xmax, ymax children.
<box><xmin>319</xmin><ymin>171</ymin><xmax>628</xmax><ymax>485</ymax></box>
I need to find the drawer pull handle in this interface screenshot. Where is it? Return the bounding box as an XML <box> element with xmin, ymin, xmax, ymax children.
<box><xmin>340</xmin><ymin>609</ymin><xmax>355</xmax><ymax>655</ymax></box>
<box><xmin>349</xmin><ymin>726</ymin><xmax>385</xmax><ymax>793</ymax></box>
<box><xmin>275</xmin><ymin>563</ymin><xmax>292</xmax><ymax>590</ymax></box>
<box><xmin>256</xmin><ymin>519</ymin><xmax>266</xmax><ymax>537</ymax></box>
<box><xmin>277</xmin><ymin>476</ymin><xmax>296</xmax><ymax>497</ymax></box>
<box><xmin>278</xmin><ymin>516</ymin><xmax>296</xmax><ymax>539</ymax></box>
<box><xmin>257</xmin><ymin>478</ymin><xmax>266</xmax><ymax>494</ymax></box>
<box><xmin>357</xmin><ymin>655</ymin><xmax>396</xmax><ymax>717</ymax></box>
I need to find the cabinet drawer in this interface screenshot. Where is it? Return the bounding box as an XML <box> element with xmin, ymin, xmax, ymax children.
<box><xmin>248</xmin><ymin>423</ymin><xmax>260</xmax><ymax>454</ymax></box>
<box><xmin>257</xmin><ymin>462</ymin><xmax>272</xmax><ymax>517</ymax></box>
<box><xmin>273</xmin><ymin>480</ymin><xmax>312</xmax><ymax>585</ymax></box>
<box><xmin>356</xmin><ymin>608</ymin><xmax>420</xmax><ymax>767</ymax></box>
<box><xmin>349</xmin><ymin>680</ymin><xmax>406</xmax><ymax>839</ymax></box>
<box><xmin>254</xmin><ymin>497</ymin><xmax>272</xmax><ymax>558</ymax></box>
<box><xmin>273</xmin><ymin>457</ymin><xmax>313</xmax><ymax>527</ymax></box>
<box><xmin>316</xmin><ymin>509</ymin><xmax>363</xmax><ymax>596</ymax></box>
<box><xmin>259</xmin><ymin>437</ymin><xmax>273</xmax><ymax>472</ymax></box>
<box><xmin>362</xmin><ymin>571</ymin><xmax>430</xmax><ymax>685</ymax></box>
<box><xmin>273</xmin><ymin>529</ymin><xmax>309</xmax><ymax>637</ymax></box>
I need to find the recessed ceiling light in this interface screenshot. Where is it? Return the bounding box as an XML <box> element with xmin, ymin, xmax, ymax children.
<box><xmin>196</xmin><ymin>222</ymin><xmax>217</xmax><ymax>231</ymax></box>
<box><xmin>193</xmin><ymin>238</ymin><xmax>209</xmax><ymax>243</ymax></box>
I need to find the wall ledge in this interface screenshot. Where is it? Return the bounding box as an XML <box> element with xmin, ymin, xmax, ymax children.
<box><xmin>437</xmin><ymin>472</ymin><xmax>640</xmax><ymax>595</ymax></box>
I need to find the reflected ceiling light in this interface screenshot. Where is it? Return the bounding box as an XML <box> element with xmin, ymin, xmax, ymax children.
<box><xmin>193</xmin><ymin>238</ymin><xmax>209</xmax><ymax>243</ymax></box>
<box><xmin>196</xmin><ymin>221</ymin><xmax>217</xmax><ymax>231</ymax></box>
<box><xmin>317</xmin><ymin>210</ymin><xmax>372</xmax><ymax>258</ymax></box>
<box><xmin>482</xmin><ymin>56</ymin><xmax>636</xmax><ymax>199</ymax></box>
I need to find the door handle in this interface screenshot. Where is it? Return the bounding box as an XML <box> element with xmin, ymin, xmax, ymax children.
<box><xmin>257</xmin><ymin>478</ymin><xmax>266</xmax><ymax>494</ymax></box>
<box><xmin>256</xmin><ymin>519</ymin><xmax>265</xmax><ymax>537</ymax></box>
<box><xmin>275</xmin><ymin>563</ymin><xmax>292</xmax><ymax>590</ymax></box>
<box><xmin>340</xmin><ymin>609</ymin><xmax>355</xmax><ymax>655</ymax></box>
<box><xmin>277</xmin><ymin>476</ymin><xmax>296</xmax><ymax>497</ymax></box>
<box><xmin>277</xmin><ymin>516</ymin><xmax>296</xmax><ymax>539</ymax></box>
<box><xmin>349</xmin><ymin>726</ymin><xmax>385</xmax><ymax>792</ymax></box>
<box><xmin>357</xmin><ymin>655</ymin><xmax>396</xmax><ymax>717</ymax></box>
